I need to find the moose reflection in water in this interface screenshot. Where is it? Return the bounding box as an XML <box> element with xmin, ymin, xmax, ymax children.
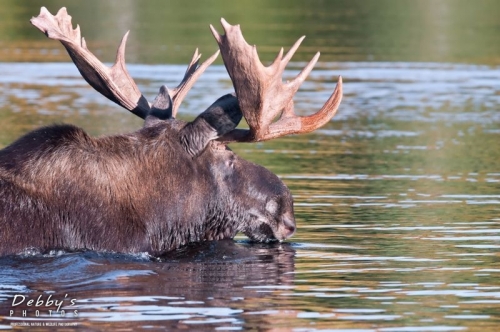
<box><xmin>0</xmin><ymin>7</ymin><xmax>342</xmax><ymax>256</ymax></box>
<box><xmin>0</xmin><ymin>240</ymin><xmax>296</xmax><ymax>327</ymax></box>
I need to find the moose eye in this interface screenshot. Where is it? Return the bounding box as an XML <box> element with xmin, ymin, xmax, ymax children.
<box><xmin>224</xmin><ymin>154</ymin><xmax>236</xmax><ymax>169</ymax></box>
<box><xmin>266</xmin><ymin>199</ymin><xmax>279</xmax><ymax>214</ymax></box>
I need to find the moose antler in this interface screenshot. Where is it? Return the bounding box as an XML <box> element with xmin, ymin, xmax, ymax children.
<box><xmin>210</xmin><ymin>19</ymin><xmax>343</xmax><ymax>142</ymax></box>
<box><xmin>30</xmin><ymin>7</ymin><xmax>218</xmax><ymax>119</ymax></box>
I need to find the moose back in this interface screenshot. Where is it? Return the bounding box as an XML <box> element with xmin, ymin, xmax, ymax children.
<box><xmin>0</xmin><ymin>7</ymin><xmax>342</xmax><ymax>256</ymax></box>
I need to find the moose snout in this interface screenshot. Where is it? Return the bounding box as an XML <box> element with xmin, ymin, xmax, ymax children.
<box><xmin>279</xmin><ymin>215</ymin><xmax>296</xmax><ymax>240</ymax></box>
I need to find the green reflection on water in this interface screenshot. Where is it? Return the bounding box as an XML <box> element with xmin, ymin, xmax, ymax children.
<box><xmin>1</xmin><ymin>0</ymin><xmax>499</xmax><ymax>64</ymax></box>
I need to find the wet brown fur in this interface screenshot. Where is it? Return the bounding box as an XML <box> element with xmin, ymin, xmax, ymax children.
<box><xmin>0</xmin><ymin>119</ymin><xmax>295</xmax><ymax>256</ymax></box>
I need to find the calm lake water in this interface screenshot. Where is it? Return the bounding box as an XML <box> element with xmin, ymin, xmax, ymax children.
<box><xmin>1</xmin><ymin>0</ymin><xmax>499</xmax><ymax>331</ymax></box>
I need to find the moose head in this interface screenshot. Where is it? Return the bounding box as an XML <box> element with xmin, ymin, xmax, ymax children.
<box><xmin>0</xmin><ymin>7</ymin><xmax>342</xmax><ymax>256</ymax></box>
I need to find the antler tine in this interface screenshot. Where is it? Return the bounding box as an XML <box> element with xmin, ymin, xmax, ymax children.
<box><xmin>169</xmin><ymin>49</ymin><xmax>220</xmax><ymax>118</ymax></box>
<box><xmin>211</xmin><ymin>18</ymin><xmax>343</xmax><ymax>143</ymax></box>
<box><xmin>30</xmin><ymin>7</ymin><xmax>150</xmax><ymax>119</ymax></box>
<box><xmin>268</xmin><ymin>76</ymin><xmax>343</xmax><ymax>137</ymax></box>
<box><xmin>186</xmin><ymin>48</ymin><xmax>203</xmax><ymax>77</ymax></box>
<box><xmin>268</xmin><ymin>47</ymin><xmax>285</xmax><ymax>74</ymax></box>
<box><xmin>281</xmin><ymin>36</ymin><xmax>305</xmax><ymax>69</ymax></box>
<box><xmin>287</xmin><ymin>51</ymin><xmax>320</xmax><ymax>91</ymax></box>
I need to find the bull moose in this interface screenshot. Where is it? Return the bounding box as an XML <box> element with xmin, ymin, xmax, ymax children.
<box><xmin>0</xmin><ymin>7</ymin><xmax>342</xmax><ymax>256</ymax></box>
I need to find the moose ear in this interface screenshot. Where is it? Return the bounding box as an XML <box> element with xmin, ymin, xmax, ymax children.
<box><xmin>180</xmin><ymin>94</ymin><xmax>242</xmax><ymax>156</ymax></box>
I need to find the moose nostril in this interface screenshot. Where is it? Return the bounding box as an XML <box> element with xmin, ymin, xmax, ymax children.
<box><xmin>283</xmin><ymin>217</ymin><xmax>296</xmax><ymax>236</ymax></box>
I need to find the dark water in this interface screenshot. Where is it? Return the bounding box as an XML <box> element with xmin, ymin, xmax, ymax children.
<box><xmin>1</xmin><ymin>0</ymin><xmax>500</xmax><ymax>331</ymax></box>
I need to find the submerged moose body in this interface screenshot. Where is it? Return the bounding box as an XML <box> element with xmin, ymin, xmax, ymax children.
<box><xmin>0</xmin><ymin>7</ymin><xmax>342</xmax><ymax>256</ymax></box>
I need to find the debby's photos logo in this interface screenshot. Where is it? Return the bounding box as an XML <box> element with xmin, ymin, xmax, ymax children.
<box><xmin>9</xmin><ymin>294</ymin><xmax>78</xmax><ymax>318</ymax></box>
